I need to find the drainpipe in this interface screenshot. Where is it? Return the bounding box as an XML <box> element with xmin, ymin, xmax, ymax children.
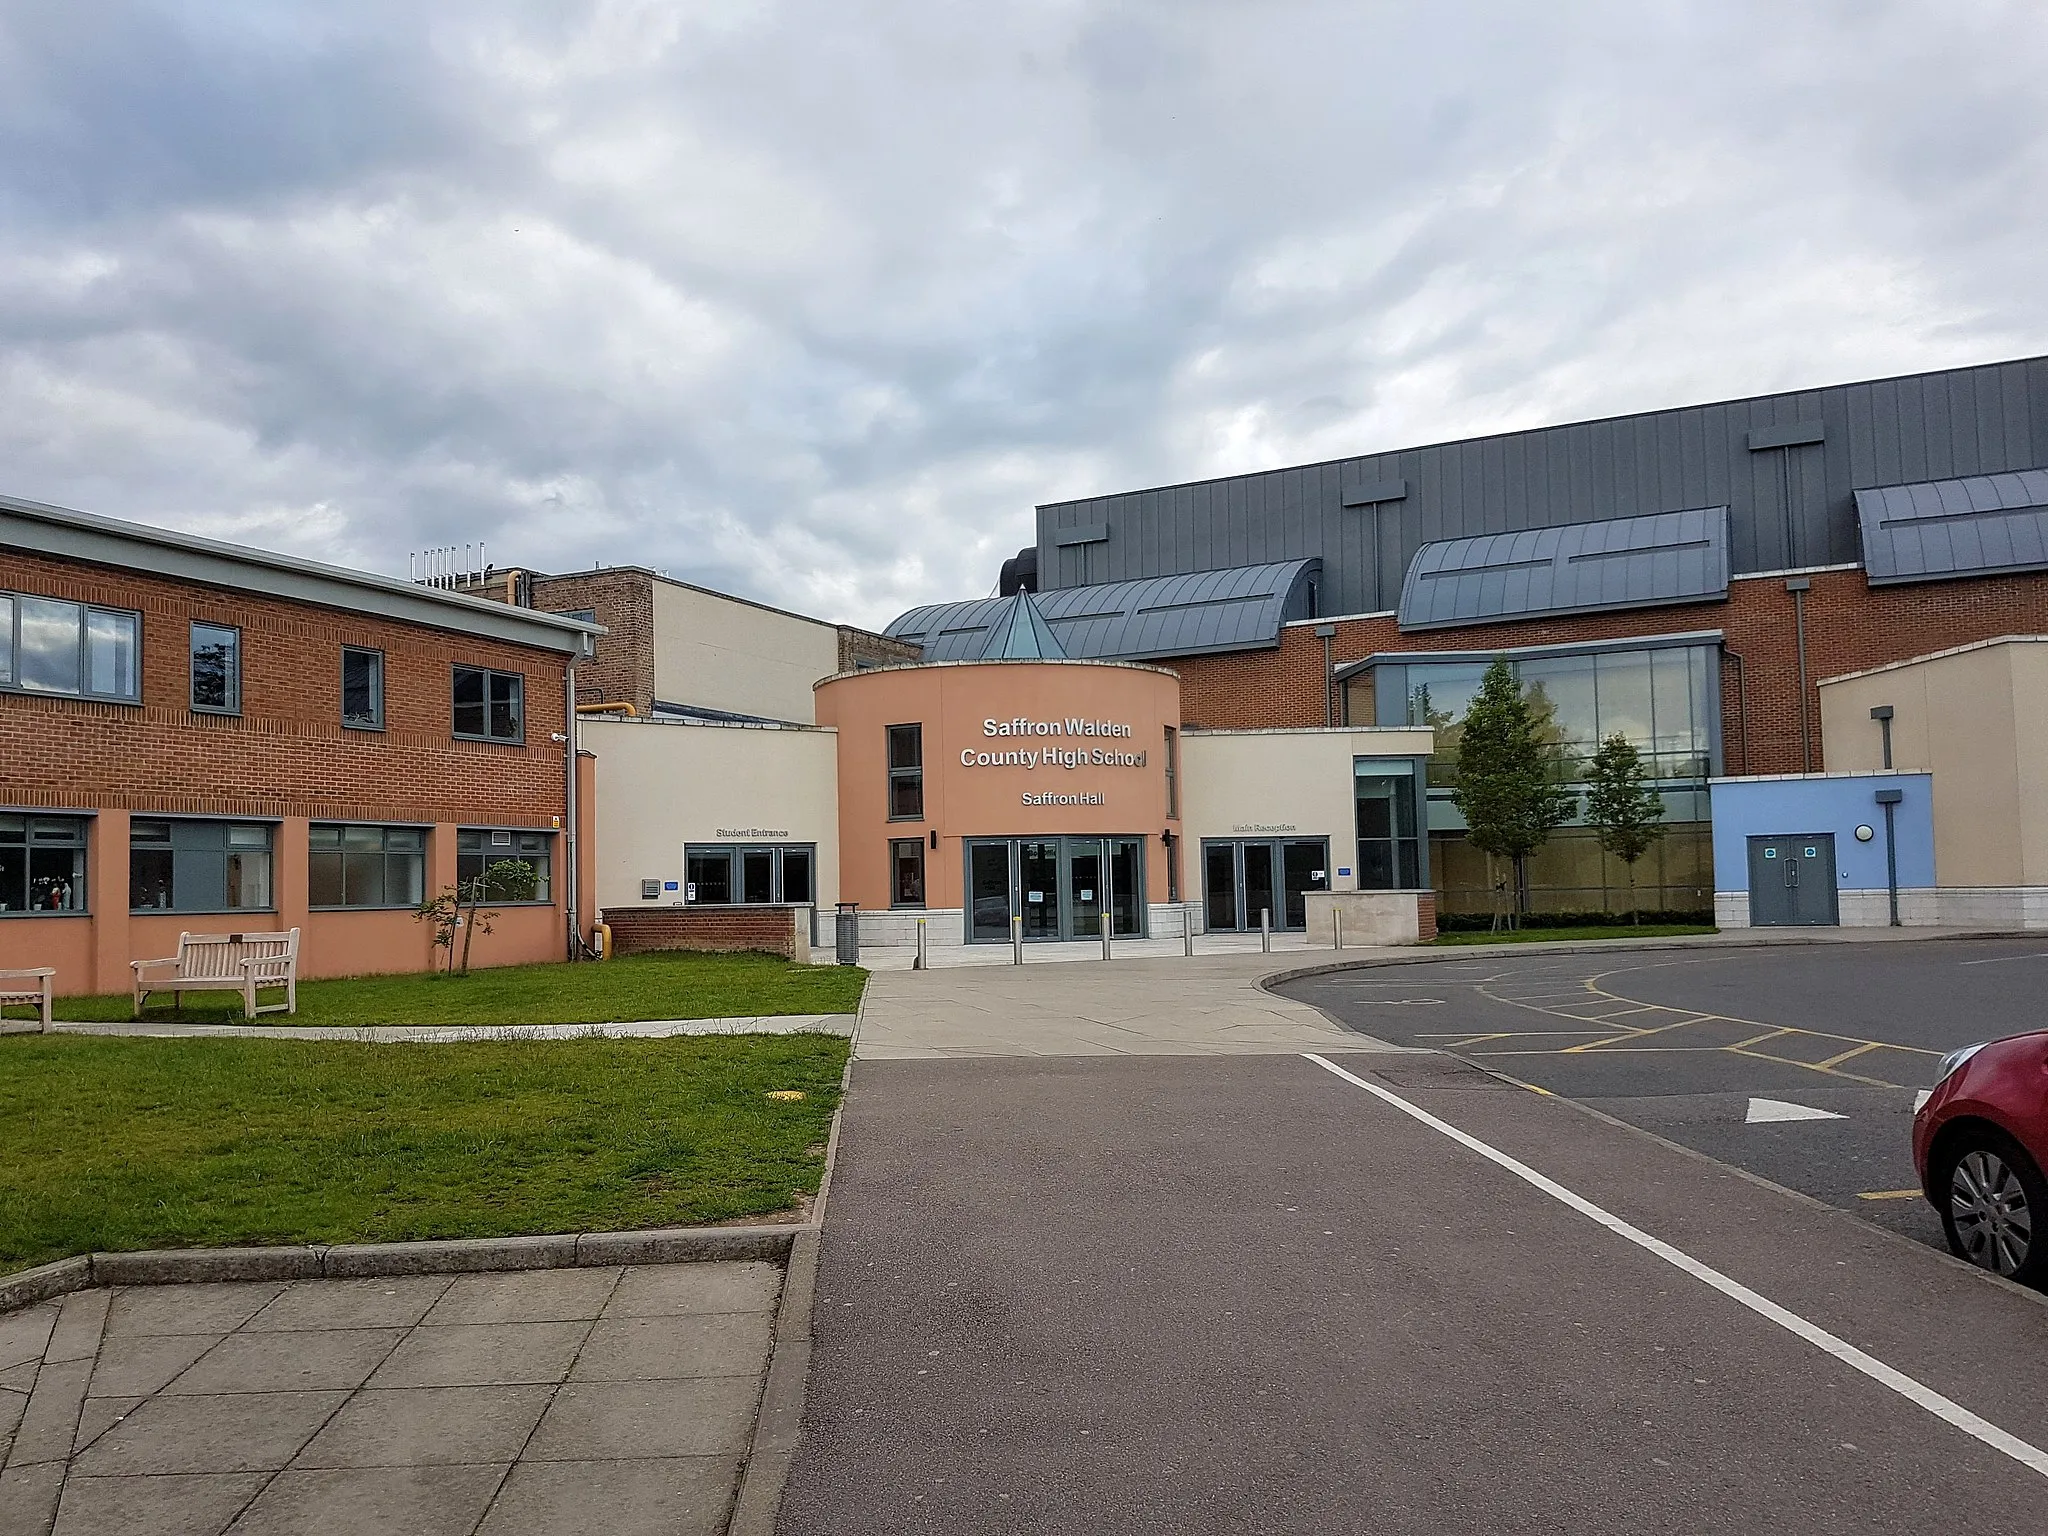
<box><xmin>1785</xmin><ymin>578</ymin><xmax>1812</xmax><ymax>773</ymax></box>
<box><xmin>1875</xmin><ymin>787</ymin><xmax>1903</xmax><ymax>927</ymax></box>
<box><xmin>564</xmin><ymin>656</ymin><xmax>582</xmax><ymax>960</ymax></box>
<box><xmin>1870</xmin><ymin>705</ymin><xmax>1894</xmax><ymax>769</ymax></box>
<box><xmin>1315</xmin><ymin>624</ymin><xmax>1338</xmax><ymax>727</ymax></box>
<box><xmin>1723</xmin><ymin>646</ymin><xmax>1749</xmax><ymax>776</ymax></box>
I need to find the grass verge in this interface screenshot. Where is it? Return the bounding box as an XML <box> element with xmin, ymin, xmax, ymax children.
<box><xmin>0</xmin><ymin>1031</ymin><xmax>850</xmax><ymax>1272</ymax></box>
<box><xmin>1430</xmin><ymin>924</ymin><xmax>1718</xmax><ymax>945</ymax></box>
<box><xmin>45</xmin><ymin>950</ymin><xmax>866</xmax><ymax>1028</ymax></box>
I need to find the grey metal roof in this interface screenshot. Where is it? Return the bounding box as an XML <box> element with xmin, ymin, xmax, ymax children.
<box><xmin>1396</xmin><ymin>507</ymin><xmax>1730</xmax><ymax>630</ymax></box>
<box><xmin>0</xmin><ymin>492</ymin><xmax>600</xmax><ymax>656</ymax></box>
<box><xmin>1855</xmin><ymin>469</ymin><xmax>2048</xmax><ymax>585</ymax></box>
<box><xmin>885</xmin><ymin>559</ymin><xmax>1320</xmax><ymax>662</ymax></box>
<box><xmin>973</xmin><ymin>592</ymin><xmax>1068</xmax><ymax>659</ymax></box>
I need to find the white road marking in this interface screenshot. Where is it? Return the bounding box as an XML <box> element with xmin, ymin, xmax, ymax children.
<box><xmin>1746</xmin><ymin>1097</ymin><xmax>1848</xmax><ymax>1124</ymax></box>
<box><xmin>1301</xmin><ymin>1052</ymin><xmax>2048</xmax><ymax>1482</ymax></box>
<box><xmin>1958</xmin><ymin>951</ymin><xmax>2048</xmax><ymax>966</ymax></box>
<box><xmin>1914</xmin><ymin>1089</ymin><xmax>1933</xmax><ymax>1112</ymax></box>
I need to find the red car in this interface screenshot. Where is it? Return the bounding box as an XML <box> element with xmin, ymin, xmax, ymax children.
<box><xmin>1914</xmin><ymin>1032</ymin><xmax>2048</xmax><ymax>1286</ymax></box>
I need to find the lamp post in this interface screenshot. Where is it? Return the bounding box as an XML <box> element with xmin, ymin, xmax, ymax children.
<box><xmin>1874</xmin><ymin>788</ymin><xmax>1903</xmax><ymax>927</ymax></box>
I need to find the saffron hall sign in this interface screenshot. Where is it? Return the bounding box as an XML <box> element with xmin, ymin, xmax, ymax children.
<box><xmin>961</xmin><ymin>716</ymin><xmax>1150</xmax><ymax>771</ymax></box>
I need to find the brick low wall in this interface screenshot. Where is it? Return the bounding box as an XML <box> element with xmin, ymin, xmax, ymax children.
<box><xmin>601</xmin><ymin>905</ymin><xmax>807</xmax><ymax>960</ymax></box>
<box><xmin>1417</xmin><ymin>891</ymin><xmax>1437</xmax><ymax>943</ymax></box>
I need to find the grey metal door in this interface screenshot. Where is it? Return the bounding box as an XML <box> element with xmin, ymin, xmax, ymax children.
<box><xmin>1747</xmin><ymin>835</ymin><xmax>1839</xmax><ymax>927</ymax></box>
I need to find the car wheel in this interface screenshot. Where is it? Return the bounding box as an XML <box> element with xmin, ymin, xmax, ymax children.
<box><xmin>1938</xmin><ymin>1128</ymin><xmax>2048</xmax><ymax>1287</ymax></box>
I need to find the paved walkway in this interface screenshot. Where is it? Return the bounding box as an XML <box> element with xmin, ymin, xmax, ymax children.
<box><xmin>1</xmin><ymin>1263</ymin><xmax>781</xmax><ymax>1536</ymax></box>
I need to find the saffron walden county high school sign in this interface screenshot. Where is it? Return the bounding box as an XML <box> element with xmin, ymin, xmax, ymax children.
<box><xmin>961</xmin><ymin>716</ymin><xmax>1150</xmax><ymax>806</ymax></box>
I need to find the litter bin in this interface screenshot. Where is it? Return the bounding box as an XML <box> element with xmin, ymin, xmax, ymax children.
<box><xmin>835</xmin><ymin>902</ymin><xmax>861</xmax><ymax>965</ymax></box>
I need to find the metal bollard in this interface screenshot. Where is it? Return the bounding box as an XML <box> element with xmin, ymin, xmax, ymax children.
<box><xmin>1101</xmin><ymin>911</ymin><xmax>1112</xmax><ymax>959</ymax></box>
<box><xmin>1333</xmin><ymin>908</ymin><xmax>1343</xmax><ymax>951</ymax></box>
<box><xmin>1183</xmin><ymin>904</ymin><xmax>1195</xmax><ymax>956</ymax></box>
<box><xmin>1260</xmin><ymin>907</ymin><xmax>1271</xmax><ymax>953</ymax></box>
<box><xmin>915</xmin><ymin>915</ymin><xmax>927</xmax><ymax>971</ymax></box>
<box><xmin>1012</xmin><ymin>914</ymin><xmax>1024</xmax><ymax>965</ymax></box>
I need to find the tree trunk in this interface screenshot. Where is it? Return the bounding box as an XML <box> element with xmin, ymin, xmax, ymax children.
<box><xmin>1513</xmin><ymin>854</ymin><xmax>1529</xmax><ymax>930</ymax></box>
<box><xmin>1628</xmin><ymin>860</ymin><xmax>1639</xmax><ymax>924</ymax></box>
<box><xmin>1487</xmin><ymin>853</ymin><xmax>1503</xmax><ymax>934</ymax></box>
<box><xmin>459</xmin><ymin>899</ymin><xmax>478</xmax><ymax>975</ymax></box>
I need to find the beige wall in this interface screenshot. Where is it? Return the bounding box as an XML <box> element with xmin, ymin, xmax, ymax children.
<box><xmin>581</xmin><ymin>716</ymin><xmax>839</xmax><ymax>914</ymax></box>
<box><xmin>1180</xmin><ymin>727</ymin><xmax>1436</xmax><ymax>892</ymax></box>
<box><xmin>651</xmin><ymin>581</ymin><xmax>842</xmax><ymax>724</ymax></box>
<box><xmin>1818</xmin><ymin>639</ymin><xmax>2046</xmax><ymax>887</ymax></box>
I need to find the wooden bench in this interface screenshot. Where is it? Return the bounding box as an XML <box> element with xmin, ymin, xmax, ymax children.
<box><xmin>132</xmin><ymin>929</ymin><xmax>301</xmax><ymax>1019</ymax></box>
<box><xmin>0</xmin><ymin>969</ymin><xmax>55</xmax><ymax>1032</ymax></box>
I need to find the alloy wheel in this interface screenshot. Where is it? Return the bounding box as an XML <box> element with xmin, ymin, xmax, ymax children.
<box><xmin>1951</xmin><ymin>1149</ymin><xmax>2034</xmax><ymax>1276</ymax></box>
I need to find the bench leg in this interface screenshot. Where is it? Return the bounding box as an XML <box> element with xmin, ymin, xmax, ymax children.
<box><xmin>41</xmin><ymin>979</ymin><xmax>51</xmax><ymax>1033</ymax></box>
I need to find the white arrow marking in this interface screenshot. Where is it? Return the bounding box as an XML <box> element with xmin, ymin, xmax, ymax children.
<box><xmin>1746</xmin><ymin>1097</ymin><xmax>1847</xmax><ymax>1124</ymax></box>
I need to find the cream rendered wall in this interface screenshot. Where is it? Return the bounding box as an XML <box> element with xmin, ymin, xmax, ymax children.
<box><xmin>1817</xmin><ymin>641</ymin><xmax>2026</xmax><ymax>888</ymax></box>
<box><xmin>1179</xmin><ymin>727</ymin><xmax>1435</xmax><ymax>891</ymax></box>
<box><xmin>581</xmin><ymin>716</ymin><xmax>839</xmax><ymax>914</ymax></box>
<box><xmin>2009</xmin><ymin>644</ymin><xmax>2048</xmax><ymax>886</ymax></box>
<box><xmin>651</xmin><ymin>581</ymin><xmax>842</xmax><ymax>724</ymax></box>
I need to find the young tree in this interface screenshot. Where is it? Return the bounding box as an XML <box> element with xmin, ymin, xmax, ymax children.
<box><xmin>414</xmin><ymin>858</ymin><xmax>540</xmax><ymax>975</ymax></box>
<box><xmin>1452</xmin><ymin>658</ymin><xmax>1578</xmax><ymax>930</ymax></box>
<box><xmin>1584</xmin><ymin>732</ymin><xmax>1667</xmax><ymax>923</ymax></box>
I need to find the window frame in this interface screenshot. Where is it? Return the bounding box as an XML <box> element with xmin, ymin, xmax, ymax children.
<box><xmin>451</xmin><ymin>665</ymin><xmax>526</xmax><ymax>745</ymax></box>
<box><xmin>889</xmin><ymin>837</ymin><xmax>927</xmax><ymax>909</ymax></box>
<box><xmin>341</xmin><ymin>646</ymin><xmax>386</xmax><ymax>731</ymax></box>
<box><xmin>188</xmin><ymin>620</ymin><xmax>243</xmax><ymax>716</ymax></box>
<box><xmin>1164</xmin><ymin>726</ymin><xmax>1179</xmax><ymax>818</ymax></box>
<box><xmin>454</xmin><ymin>826</ymin><xmax>554</xmax><ymax>904</ymax></box>
<box><xmin>0</xmin><ymin>811</ymin><xmax>91</xmax><ymax>917</ymax></box>
<box><xmin>0</xmin><ymin>590</ymin><xmax>142</xmax><ymax>704</ymax></box>
<box><xmin>886</xmin><ymin>722</ymin><xmax>924</xmax><ymax>821</ymax></box>
<box><xmin>308</xmin><ymin>821</ymin><xmax>428</xmax><ymax>910</ymax></box>
<box><xmin>681</xmin><ymin>843</ymin><xmax>820</xmax><ymax>907</ymax></box>
<box><xmin>128</xmin><ymin>816</ymin><xmax>277</xmax><ymax>915</ymax></box>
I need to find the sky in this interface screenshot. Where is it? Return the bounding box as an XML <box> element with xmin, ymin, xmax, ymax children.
<box><xmin>2</xmin><ymin>1</ymin><xmax>2045</xmax><ymax>630</ymax></box>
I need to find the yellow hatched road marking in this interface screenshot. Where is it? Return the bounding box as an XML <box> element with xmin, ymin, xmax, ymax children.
<box><xmin>1857</xmin><ymin>1189</ymin><xmax>1925</xmax><ymax>1201</ymax></box>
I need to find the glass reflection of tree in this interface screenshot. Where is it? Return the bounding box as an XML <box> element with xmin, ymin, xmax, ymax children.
<box><xmin>1521</xmin><ymin>682</ymin><xmax>1580</xmax><ymax>787</ymax></box>
<box><xmin>1412</xmin><ymin>684</ymin><xmax>1461</xmax><ymax>788</ymax></box>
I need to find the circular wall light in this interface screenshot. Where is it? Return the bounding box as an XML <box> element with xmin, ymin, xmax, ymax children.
<box><xmin>1854</xmin><ymin>824</ymin><xmax>1875</xmax><ymax>842</ymax></box>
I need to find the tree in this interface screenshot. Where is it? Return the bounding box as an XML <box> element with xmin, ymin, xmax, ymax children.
<box><xmin>1584</xmin><ymin>732</ymin><xmax>1667</xmax><ymax>923</ymax></box>
<box><xmin>415</xmin><ymin>858</ymin><xmax>540</xmax><ymax>975</ymax></box>
<box><xmin>1452</xmin><ymin>658</ymin><xmax>1578</xmax><ymax>930</ymax></box>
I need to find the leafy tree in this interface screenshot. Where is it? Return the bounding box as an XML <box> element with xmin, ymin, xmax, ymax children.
<box><xmin>1452</xmin><ymin>658</ymin><xmax>1578</xmax><ymax>929</ymax></box>
<box><xmin>1584</xmin><ymin>732</ymin><xmax>1667</xmax><ymax>923</ymax></box>
<box><xmin>415</xmin><ymin>858</ymin><xmax>540</xmax><ymax>975</ymax></box>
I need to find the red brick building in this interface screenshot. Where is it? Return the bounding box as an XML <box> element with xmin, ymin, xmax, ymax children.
<box><xmin>1</xmin><ymin>494</ymin><xmax>598</xmax><ymax>995</ymax></box>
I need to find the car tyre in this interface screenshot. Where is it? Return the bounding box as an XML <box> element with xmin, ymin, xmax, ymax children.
<box><xmin>1936</xmin><ymin>1126</ymin><xmax>2048</xmax><ymax>1288</ymax></box>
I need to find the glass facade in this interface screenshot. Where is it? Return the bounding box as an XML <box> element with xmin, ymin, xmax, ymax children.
<box><xmin>684</xmin><ymin>843</ymin><xmax>814</xmax><ymax>906</ymax></box>
<box><xmin>0</xmin><ymin>815</ymin><xmax>88</xmax><ymax>914</ymax></box>
<box><xmin>130</xmin><ymin>820</ymin><xmax>274</xmax><ymax>913</ymax></box>
<box><xmin>309</xmin><ymin>824</ymin><xmax>425</xmax><ymax>909</ymax></box>
<box><xmin>1349</xmin><ymin>640</ymin><xmax>1720</xmax><ymax>916</ymax></box>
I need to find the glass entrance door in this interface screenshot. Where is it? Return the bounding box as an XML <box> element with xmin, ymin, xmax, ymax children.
<box><xmin>1109</xmin><ymin>839</ymin><xmax>1144</xmax><ymax>936</ymax></box>
<box><xmin>1065</xmin><ymin>841</ymin><xmax>1103</xmax><ymax>939</ymax></box>
<box><xmin>963</xmin><ymin>836</ymin><xmax>1148</xmax><ymax>941</ymax></box>
<box><xmin>1202</xmin><ymin>838</ymin><xmax>1330</xmax><ymax>930</ymax></box>
<box><xmin>1281</xmin><ymin>840</ymin><xmax>1327</xmax><ymax>929</ymax></box>
<box><xmin>1019</xmin><ymin>841</ymin><xmax>1061</xmax><ymax>939</ymax></box>
<box><xmin>968</xmin><ymin>841</ymin><xmax>1013</xmax><ymax>941</ymax></box>
<box><xmin>1242</xmin><ymin>844</ymin><xmax>1276</xmax><ymax>934</ymax></box>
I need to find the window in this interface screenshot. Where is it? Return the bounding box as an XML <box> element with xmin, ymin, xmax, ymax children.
<box><xmin>189</xmin><ymin>622</ymin><xmax>241</xmax><ymax>713</ymax></box>
<box><xmin>1164</xmin><ymin>726</ymin><xmax>1179</xmax><ymax>817</ymax></box>
<box><xmin>1355</xmin><ymin>761</ymin><xmax>1423</xmax><ymax>891</ymax></box>
<box><xmin>130</xmin><ymin>820</ymin><xmax>273</xmax><ymax>912</ymax></box>
<box><xmin>553</xmin><ymin>608</ymin><xmax>597</xmax><ymax>625</ymax></box>
<box><xmin>683</xmin><ymin>844</ymin><xmax>818</xmax><ymax>905</ymax></box>
<box><xmin>887</xmin><ymin>724</ymin><xmax>923</xmax><ymax>819</ymax></box>
<box><xmin>453</xmin><ymin>666</ymin><xmax>524</xmax><ymax>742</ymax></box>
<box><xmin>456</xmin><ymin>828</ymin><xmax>552</xmax><ymax>901</ymax></box>
<box><xmin>310</xmin><ymin>824</ymin><xmax>424</xmax><ymax>908</ymax></box>
<box><xmin>890</xmin><ymin>839</ymin><xmax>926</xmax><ymax>908</ymax></box>
<box><xmin>0</xmin><ymin>815</ymin><xmax>88</xmax><ymax>914</ymax></box>
<box><xmin>0</xmin><ymin>592</ymin><xmax>139</xmax><ymax>701</ymax></box>
<box><xmin>342</xmin><ymin>647</ymin><xmax>384</xmax><ymax>729</ymax></box>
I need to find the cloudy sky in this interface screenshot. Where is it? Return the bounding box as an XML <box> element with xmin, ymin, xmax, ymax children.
<box><xmin>2</xmin><ymin>2</ymin><xmax>2044</xmax><ymax>628</ymax></box>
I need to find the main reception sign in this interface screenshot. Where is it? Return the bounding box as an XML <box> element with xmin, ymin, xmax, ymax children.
<box><xmin>961</xmin><ymin>716</ymin><xmax>1149</xmax><ymax>771</ymax></box>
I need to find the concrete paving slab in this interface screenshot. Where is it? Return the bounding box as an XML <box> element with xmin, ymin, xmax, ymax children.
<box><xmin>293</xmin><ymin>1385</ymin><xmax>552</xmax><ymax>1468</ymax></box>
<box><xmin>424</xmin><ymin>1268</ymin><xmax>620</xmax><ymax>1326</ymax></box>
<box><xmin>87</xmin><ymin>1334</ymin><xmax>223</xmax><ymax>1397</ymax></box>
<box><xmin>569</xmin><ymin>1314</ymin><xmax>775</xmax><ymax>1382</ymax></box>
<box><xmin>53</xmin><ymin>1471</ymin><xmax>266</xmax><ymax>1536</ymax></box>
<box><xmin>0</xmin><ymin>1386</ymin><xmax>25</xmax><ymax>1447</ymax></box>
<box><xmin>366</xmin><ymin>1321</ymin><xmax>589</xmax><ymax>1388</ymax></box>
<box><xmin>475</xmin><ymin>1456</ymin><xmax>740</xmax><ymax>1536</ymax></box>
<box><xmin>70</xmin><ymin>1396</ymin><xmax>141</xmax><ymax>1454</ymax></box>
<box><xmin>227</xmin><ymin>1463</ymin><xmax>508</xmax><ymax>1535</ymax></box>
<box><xmin>7</xmin><ymin>1358</ymin><xmax>88</xmax><ymax>1467</ymax></box>
<box><xmin>241</xmin><ymin>1275</ymin><xmax>452</xmax><ymax>1332</ymax></box>
<box><xmin>103</xmin><ymin>1284</ymin><xmax>286</xmax><ymax>1339</ymax></box>
<box><xmin>524</xmin><ymin>1377</ymin><xmax>763</xmax><ymax>1461</ymax></box>
<box><xmin>41</xmin><ymin>1292</ymin><xmax>107</xmax><ymax>1365</ymax></box>
<box><xmin>163</xmin><ymin>1328</ymin><xmax>405</xmax><ymax>1395</ymax></box>
<box><xmin>604</xmin><ymin>1263</ymin><xmax>781</xmax><ymax>1318</ymax></box>
<box><xmin>0</xmin><ymin>1359</ymin><xmax>39</xmax><ymax>1393</ymax></box>
<box><xmin>72</xmin><ymin>1389</ymin><xmax>345</xmax><ymax>1475</ymax></box>
<box><xmin>0</xmin><ymin>1462</ymin><xmax>62</xmax><ymax>1536</ymax></box>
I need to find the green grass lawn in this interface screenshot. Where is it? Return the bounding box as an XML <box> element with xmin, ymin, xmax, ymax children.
<box><xmin>1430</xmin><ymin>924</ymin><xmax>1718</xmax><ymax>945</ymax></box>
<box><xmin>44</xmin><ymin>950</ymin><xmax>866</xmax><ymax>1028</ymax></box>
<box><xmin>0</xmin><ymin>1031</ymin><xmax>850</xmax><ymax>1272</ymax></box>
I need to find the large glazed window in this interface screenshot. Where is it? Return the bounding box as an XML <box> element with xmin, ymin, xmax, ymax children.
<box><xmin>683</xmin><ymin>844</ymin><xmax>817</xmax><ymax>906</ymax></box>
<box><xmin>1355</xmin><ymin>763</ymin><xmax>1423</xmax><ymax>890</ymax></box>
<box><xmin>886</xmin><ymin>724</ymin><xmax>924</xmax><ymax>820</ymax></box>
<box><xmin>0</xmin><ymin>815</ymin><xmax>88</xmax><ymax>914</ymax></box>
<box><xmin>453</xmin><ymin>666</ymin><xmax>524</xmax><ymax>742</ymax></box>
<box><xmin>456</xmin><ymin>828</ymin><xmax>552</xmax><ymax>901</ymax></box>
<box><xmin>310</xmin><ymin>824</ymin><xmax>425</xmax><ymax>908</ymax></box>
<box><xmin>189</xmin><ymin>622</ymin><xmax>241</xmax><ymax>714</ymax></box>
<box><xmin>0</xmin><ymin>592</ymin><xmax>139</xmax><ymax>702</ymax></box>
<box><xmin>342</xmin><ymin>647</ymin><xmax>384</xmax><ymax>729</ymax></box>
<box><xmin>130</xmin><ymin>820</ymin><xmax>273</xmax><ymax>913</ymax></box>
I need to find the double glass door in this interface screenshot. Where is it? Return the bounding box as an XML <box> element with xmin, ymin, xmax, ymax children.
<box><xmin>966</xmin><ymin>837</ymin><xmax>1146</xmax><ymax>942</ymax></box>
<box><xmin>1203</xmin><ymin>838</ymin><xmax>1329</xmax><ymax>931</ymax></box>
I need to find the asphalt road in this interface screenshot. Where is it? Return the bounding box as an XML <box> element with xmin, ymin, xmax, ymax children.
<box><xmin>779</xmin><ymin>1050</ymin><xmax>2048</xmax><ymax>1534</ymax></box>
<box><xmin>1279</xmin><ymin>937</ymin><xmax>2048</xmax><ymax>1250</ymax></box>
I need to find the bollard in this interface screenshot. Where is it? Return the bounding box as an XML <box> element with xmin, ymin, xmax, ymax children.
<box><xmin>915</xmin><ymin>915</ymin><xmax>927</xmax><ymax>971</ymax></box>
<box><xmin>1013</xmin><ymin>914</ymin><xmax>1024</xmax><ymax>965</ymax></box>
<box><xmin>1333</xmin><ymin>908</ymin><xmax>1343</xmax><ymax>951</ymax></box>
<box><xmin>1260</xmin><ymin>907</ymin><xmax>1271</xmax><ymax>953</ymax></box>
<box><xmin>1101</xmin><ymin>910</ymin><xmax>1112</xmax><ymax>960</ymax></box>
<box><xmin>1183</xmin><ymin>904</ymin><xmax>1195</xmax><ymax>956</ymax></box>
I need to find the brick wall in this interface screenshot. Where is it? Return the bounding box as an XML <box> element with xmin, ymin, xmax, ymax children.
<box><xmin>1416</xmin><ymin>891</ymin><xmax>1437</xmax><ymax>943</ymax></box>
<box><xmin>0</xmin><ymin>549</ymin><xmax>571</xmax><ymax>825</ymax></box>
<box><xmin>1170</xmin><ymin>566</ymin><xmax>2048</xmax><ymax>777</ymax></box>
<box><xmin>524</xmin><ymin>570</ymin><xmax>656</xmax><ymax>716</ymax></box>
<box><xmin>837</xmin><ymin>626</ymin><xmax>921</xmax><ymax>672</ymax></box>
<box><xmin>601</xmin><ymin>905</ymin><xmax>801</xmax><ymax>959</ymax></box>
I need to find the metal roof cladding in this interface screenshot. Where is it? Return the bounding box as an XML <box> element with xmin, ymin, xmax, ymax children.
<box><xmin>1854</xmin><ymin>469</ymin><xmax>2048</xmax><ymax>585</ymax></box>
<box><xmin>1396</xmin><ymin>506</ymin><xmax>1731</xmax><ymax>630</ymax></box>
<box><xmin>970</xmin><ymin>591</ymin><xmax>1069</xmax><ymax>660</ymax></box>
<box><xmin>886</xmin><ymin>558</ymin><xmax>1321</xmax><ymax>662</ymax></box>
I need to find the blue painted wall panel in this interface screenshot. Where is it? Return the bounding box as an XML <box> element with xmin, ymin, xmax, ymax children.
<box><xmin>1709</xmin><ymin>775</ymin><xmax>1935</xmax><ymax>891</ymax></box>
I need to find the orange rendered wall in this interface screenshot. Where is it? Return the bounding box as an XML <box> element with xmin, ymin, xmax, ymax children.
<box><xmin>816</xmin><ymin>660</ymin><xmax>1180</xmax><ymax>915</ymax></box>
